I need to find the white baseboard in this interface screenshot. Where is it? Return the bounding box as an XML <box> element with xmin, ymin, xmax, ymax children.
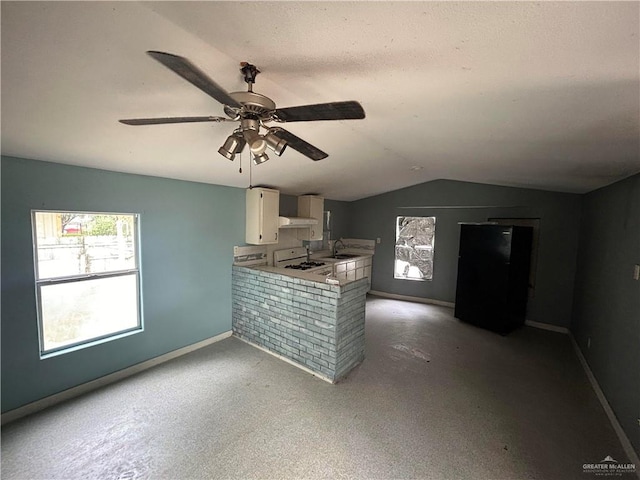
<box><xmin>570</xmin><ymin>334</ymin><xmax>640</xmax><ymax>475</ymax></box>
<box><xmin>524</xmin><ymin>319</ymin><xmax>570</xmax><ymax>334</ymax></box>
<box><xmin>526</xmin><ymin>319</ymin><xmax>639</xmax><ymax>465</ymax></box>
<box><xmin>368</xmin><ymin>290</ymin><xmax>455</xmax><ymax>308</ymax></box>
<box><xmin>1</xmin><ymin>330</ymin><xmax>232</xmax><ymax>425</ymax></box>
<box><xmin>233</xmin><ymin>334</ymin><xmax>334</xmax><ymax>384</ymax></box>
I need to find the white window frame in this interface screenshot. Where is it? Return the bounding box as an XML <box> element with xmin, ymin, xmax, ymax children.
<box><xmin>394</xmin><ymin>216</ymin><xmax>436</xmax><ymax>281</ymax></box>
<box><xmin>32</xmin><ymin>210</ymin><xmax>143</xmax><ymax>356</ymax></box>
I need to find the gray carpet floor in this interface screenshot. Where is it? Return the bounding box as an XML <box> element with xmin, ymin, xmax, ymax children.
<box><xmin>1</xmin><ymin>297</ymin><xmax>633</xmax><ymax>480</ymax></box>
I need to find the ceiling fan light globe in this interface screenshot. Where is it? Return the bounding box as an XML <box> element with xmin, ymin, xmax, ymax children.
<box><xmin>265</xmin><ymin>133</ymin><xmax>287</xmax><ymax>156</ymax></box>
<box><xmin>243</xmin><ymin>128</ymin><xmax>267</xmax><ymax>155</ymax></box>
<box><xmin>253</xmin><ymin>152</ymin><xmax>269</xmax><ymax>165</ymax></box>
<box><xmin>249</xmin><ymin>137</ymin><xmax>268</xmax><ymax>155</ymax></box>
<box><xmin>218</xmin><ymin>147</ymin><xmax>235</xmax><ymax>161</ymax></box>
<box><xmin>234</xmin><ymin>134</ymin><xmax>247</xmax><ymax>154</ymax></box>
<box><xmin>218</xmin><ymin>134</ymin><xmax>245</xmax><ymax>160</ymax></box>
<box><xmin>275</xmin><ymin>144</ymin><xmax>287</xmax><ymax>156</ymax></box>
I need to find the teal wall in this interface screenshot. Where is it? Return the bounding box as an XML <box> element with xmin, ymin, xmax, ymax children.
<box><xmin>279</xmin><ymin>193</ymin><xmax>298</xmax><ymax>217</ymax></box>
<box><xmin>348</xmin><ymin>179</ymin><xmax>583</xmax><ymax>328</ymax></box>
<box><xmin>1</xmin><ymin>156</ymin><xmax>245</xmax><ymax>412</ymax></box>
<box><xmin>571</xmin><ymin>173</ymin><xmax>640</xmax><ymax>455</ymax></box>
<box><xmin>325</xmin><ymin>199</ymin><xmax>352</xmax><ymax>242</ymax></box>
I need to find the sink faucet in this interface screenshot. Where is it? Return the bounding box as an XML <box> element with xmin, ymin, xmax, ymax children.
<box><xmin>333</xmin><ymin>238</ymin><xmax>346</xmax><ymax>257</ymax></box>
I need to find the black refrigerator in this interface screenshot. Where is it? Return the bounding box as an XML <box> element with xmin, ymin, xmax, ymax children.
<box><xmin>454</xmin><ymin>224</ymin><xmax>533</xmax><ymax>334</ymax></box>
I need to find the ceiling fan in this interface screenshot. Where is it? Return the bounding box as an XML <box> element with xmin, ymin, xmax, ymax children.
<box><xmin>120</xmin><ymin>51</ymin><xmax>366</xmax><ymax>164</ymax></box>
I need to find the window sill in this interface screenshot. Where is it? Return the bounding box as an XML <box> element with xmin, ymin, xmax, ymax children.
<box><xmin>39</xmin><ymin>327</ymin><xmax>143</xmax><ymax>360</ymax></box>
<box><xmin>394</xmin><ymin>276</ymin><xmax>433</xmax><ymax>282</ymax></box>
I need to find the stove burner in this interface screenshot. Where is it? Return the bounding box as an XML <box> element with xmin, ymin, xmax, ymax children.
<box><xmin>301</xmin><ymin>261</ymin><xmax>325</xmax><ymax>267</ymax></box>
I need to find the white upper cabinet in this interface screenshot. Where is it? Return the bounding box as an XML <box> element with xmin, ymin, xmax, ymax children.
<box><xmin>297</xmin><ymin>195</ymin><xmax>324</xmax><ymax>241</ymax></box>
<box><xmin>246</xmin><ymin>187</ymin><xmax>280</xmax><ymax>245</ymax></box>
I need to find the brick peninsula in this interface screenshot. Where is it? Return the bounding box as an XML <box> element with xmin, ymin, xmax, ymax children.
<box><xmin>231</xmin><ymin>266</ymin><xmax>369</xmax><ymax>383</ymax></box>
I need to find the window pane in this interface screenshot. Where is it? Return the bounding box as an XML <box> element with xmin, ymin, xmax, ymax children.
<box><xmin>394</xmin><ymin>216</ymin><xmax>436</xmax><ymax>281</ymax></box>
<box><xmin>34</xmin><ymin>212</ymin><xmax>136</xmax><ymax>279</ymax></box>
<box><xmin>40</xmin><ymin>274</ymin><xmax>139</xmax><ymax>352</ymax></box>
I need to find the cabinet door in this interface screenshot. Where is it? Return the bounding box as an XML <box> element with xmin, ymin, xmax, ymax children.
<box><xmin>261</xmin><ymin>188</ymin><xmax>280</xmax><ymax>244</ymax></box>
<box><xmin>297</xmin><ymin>195</ymin><xmax>324</xmax><ymax>241</ymax></box>
<box><xmin>246</xmin><ymin>188</ymin><xmax>279</xmax><ymax>245</ymax></box>
<box><xmin>308</xmin><ymin>227</ymin><xmax>321</xmax><ymax>241</ymax></box>
<box><xmin>308</xmin><ymin>196</ymin><xmax>324</xmax><ymax>240</ymax></box>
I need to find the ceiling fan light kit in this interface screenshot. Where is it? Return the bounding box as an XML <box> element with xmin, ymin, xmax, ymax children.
<box><xmin>120</xmin><ymin>51</ymin><xmax>365</xmax><ymax>166</ymax></box>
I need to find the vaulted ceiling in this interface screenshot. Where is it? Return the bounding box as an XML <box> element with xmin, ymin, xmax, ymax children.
<box><xmin>2</xmin><ymin>1</ymin><xmax>639</xmax><ymax>201</ymax></box>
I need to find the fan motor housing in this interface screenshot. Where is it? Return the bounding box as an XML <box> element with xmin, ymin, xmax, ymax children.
<box><xmin>225</xmin><ymin>91</ymin><xmax>276</xmax><ymax>120</ymax></box>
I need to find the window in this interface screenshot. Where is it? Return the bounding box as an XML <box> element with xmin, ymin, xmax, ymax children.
<box><xmin>32</xmin><ymin>211</ymin><xmax>142</xmax><ymax>355</ymax></box>
<box><xmin>394</xmin><ymin>216</ymin><xmax>436</xmax><ymax>281</ymax></box>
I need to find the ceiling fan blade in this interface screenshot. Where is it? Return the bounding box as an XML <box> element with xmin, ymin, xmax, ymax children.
<box><xmin>146</xmin><ymin>51</ymin><xmax>241</xmax><ymax>108</ymax></box>
<box><xmin>274</xmin><ymin>101</ymin><xmax>365</xmax><ymax>122</ymax></box>
<box><xmin>119</xmin><ymin>116</ymin><xmax>229</xmax><ymax>125</ymax></box>
<box><xmin>270</xmin><ymin>128</ymin><xmax>328</xmax><ymax>161</ymax></box>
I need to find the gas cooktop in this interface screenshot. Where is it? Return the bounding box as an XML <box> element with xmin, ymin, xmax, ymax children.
<box><xmin>284</xmin><ymin>261</ymin><xmax>326</xmax><ymax>271</ymax></box>
<box><xmin>274</xmin><ymin>247</ymin><xmax>329</xmax><ymax>273</ymax></box>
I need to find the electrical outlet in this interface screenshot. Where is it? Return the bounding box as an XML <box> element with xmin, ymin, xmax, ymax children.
<box><xmin>376</xmin><ymin>237</ymin><xmax>381</xmax><ymax>244</ymax></box>
<box><xmin>633</xmin><ymin>264</ymin><xmax>640</xmax><ymax>281</ymax></box>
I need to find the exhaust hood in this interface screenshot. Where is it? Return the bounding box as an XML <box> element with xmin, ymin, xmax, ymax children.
<box><xmin>278</xmin><ymin>216</ymin><xmax>319</xmax><ymax>228</ymax></box>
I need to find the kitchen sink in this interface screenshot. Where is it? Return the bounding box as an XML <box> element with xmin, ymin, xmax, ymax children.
<box><xmin>319</xmin><ymin>253</ymin><xmax>361</xmax><ymax>260</ymax></box>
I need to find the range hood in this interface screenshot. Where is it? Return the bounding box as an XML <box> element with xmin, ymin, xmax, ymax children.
<box><xmin>278</xmin><ymin>216</ymin><xmax>319</xmax><ymax>228</ymax></box>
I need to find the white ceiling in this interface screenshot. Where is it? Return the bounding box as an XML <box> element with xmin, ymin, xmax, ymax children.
<box><xmin>2</xmin><ymin>1</ymin><xmax>639</xmax><ymax>201</ymax></box>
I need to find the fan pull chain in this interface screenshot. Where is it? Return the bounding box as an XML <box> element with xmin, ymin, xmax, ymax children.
<box><xmin>238</xmin><ymin>152</ymin><xmax>242</xmax><ymax>174</ymax></box>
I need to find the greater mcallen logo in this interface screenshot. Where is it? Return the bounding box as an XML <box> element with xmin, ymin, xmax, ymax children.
<box><xmin>583</xmin><ymin>456</ymin><xmax>636</xmax><ymax>476</ymax></box>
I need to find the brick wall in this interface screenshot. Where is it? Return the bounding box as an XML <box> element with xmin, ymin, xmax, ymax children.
<box><xmin>232</xmin><ymin>266</ymin><xmax>369</xmax><ymax>382</ymax></box>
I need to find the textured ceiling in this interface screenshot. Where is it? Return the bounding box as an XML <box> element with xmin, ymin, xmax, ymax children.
<box><xmin>2</xmin><ymin>1</ymin><xmax>639</xmax><ymax>201</ymax></box>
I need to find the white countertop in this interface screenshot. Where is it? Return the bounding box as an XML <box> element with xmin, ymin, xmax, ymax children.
<box><xmin>250</xmin><ymin>265</ymin><xmax>337</xmax><ymax>285</ymax></box>
<box><xmin>251</xmin><ymin>264</ymin><xmax>366</xmax><ymax>286</ymax></box>
<box><xmin>235</xmin><ymin>248</ymin><xmax>373</xmax><ymax>287</ymax></box>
